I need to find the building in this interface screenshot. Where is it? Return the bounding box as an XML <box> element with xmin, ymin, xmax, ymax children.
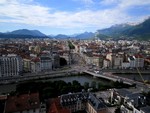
<box><xmin>31</xmin><ymin>57</ymin><xmax>41</xmax><ymax>73</ymax></box>
<box><xmin>0</xmin><ymin>95</ymin><xmax>7</xmax><ymax>113</ymax></box>
<box><xmin>106</xmin><ymin>53</ymin><xmax>116</xmax><ymax>69</ymax></box>
<box><xmin>87</xmin><ymin>93</ymin><xmax>108</xmax><ymax>113</ymax></box>
<box><xmin>122</xmin><ymin>61</ymin><xmax>130</xmax><ymax>69</ymax></box>
<box><xmin>128</xmin><ymin>56</ymin><xmax>136</xmax><ymax>68</ymax></box>
<box><xmin>133</xmin><ymin>55</ymin><xmax>144</xmax><ymax>68</ymax></box>
<box><xmin>5</xmin><ymin>93</ymin><xmax>42</xmax><ymax>113</ymax></box>
<box><xmin>103</xmin><ymin>59</ymin><xmax>110</xmax><ymax>69</ymax></box>
<box><xmin>140</xmin><ymin>106</ymin><xmax>150</xmax><ymax>113</ymax></box>
<box><xmin>61</xmin><ymin>92</ymin><xmax>88</xmax><ymax>112</ymax></box>
<box><xmin>40</xmin><ymin>56</ymin><xmax>52</xmax><ymax>72</ymax></box>
<box><xmin>111</xmin><ymin>89</ymin><xmax>147</xmax><ymax>113</ymax></box>
<box><xmin>128</xmin><ymin>55</ymin><xmax>144</xmax><ymax>68</ymax></box>
<box><xmin>23</xmin><ymin>58</ymin><xmax>31</xmax><ymax>72</ymax></box>
<box><xmin>60</xmin><ymin>92</ymin><xmax>108</xmax><ymax>113</ymax></box>
<box><xmin>0</xmin><ymin>54</ymin><xmax>23</xmax><ymax>77</ymax></box>
<box><xmin>113</xmin><ymin>56</ymin><xmax>123</xmax><ymax>69</ymax></box>
<box><xmin>52</xmin><ymin>53</ymin><xmax>60</xmax><ymax>69</ymax></box>
<box><xmin>48</xmin><ymin>98</ymin><xmax>71</xmax><ymax>113</ymax></box>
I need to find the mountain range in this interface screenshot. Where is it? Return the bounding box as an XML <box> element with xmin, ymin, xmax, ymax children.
<box><xmin>96</xmin><ymin>17</ymin><xmax>150</xmax><ymax>40</ymax></box>
<box><xmin>0</xmin><ymin>17</ymin><xmax>150</xmax><ymax>40</ymax></box>
<box><xmin>0</xmin><ymin>29</ymin><xmax>48</xmax><ymax>39</ymax></box>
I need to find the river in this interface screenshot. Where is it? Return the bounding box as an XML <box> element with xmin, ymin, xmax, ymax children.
<box><xmin>0</xmin><ymin>75</ymin><xmax>110</xmax><ymax>94</ymax></box>
<box><xmin>1</xmin><ymin>73</ymin><xmax>150</xmax><ymax>94</ymax></box>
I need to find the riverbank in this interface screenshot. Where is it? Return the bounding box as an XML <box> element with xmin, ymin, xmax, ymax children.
<box><xmin>0</xmin><ymin>74</ymin><xmax>112</xmax><ymax>94</ymax></box>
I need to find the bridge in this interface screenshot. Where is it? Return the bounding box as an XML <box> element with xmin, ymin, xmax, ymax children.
<box><xmin>83</xmin><ymin>70</ymin><xmax>133</xmax><ymax>85</ymax></box>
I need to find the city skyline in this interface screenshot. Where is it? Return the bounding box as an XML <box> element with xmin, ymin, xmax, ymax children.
<box><xmin>0</xmin><ymin>0</ymin><xmax>150</xmax><ymax>35</ymax></box>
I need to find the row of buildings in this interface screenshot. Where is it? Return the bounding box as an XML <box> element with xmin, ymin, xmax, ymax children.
<box><xmin>73</xmin><ymin>39</ymin><xmax>150</xmax><ymax>69</ymax></box>
<box><xmin>48</xmin><ymin>92</ymin><xmax>109</xmax><ymax>113</ymax></box>
<box><xmin>0</xmin><ymin>92</ymin><xmax>109</xmax><ymax>113</ymax></box>
<box><xmin>2</xmin><ymin>89</ymin><xmax>150</xmax><ymax>113</ymax></box>
<box><xmin>81</xmin><ymin>52</ymin><xmax>145</xmax><ymax>69</ymax></box>
<box><xmin>0</xmin><ymin>53</ymin><xmax>60</xmax><ymax>77</ymax></box>
<box><xmin>0</xmin><ymin>39</ymin><xmax>72</xmax><ymax>77</ymax></box>
<box><xmin>0</xmin><ymin>93</ymin><xmax>46</xmax><ymax>113</ymax></box>
<box><xmin>111</xmin><ymin>88</ymin><xmax>150</xmax><ymax>113</ymax></box>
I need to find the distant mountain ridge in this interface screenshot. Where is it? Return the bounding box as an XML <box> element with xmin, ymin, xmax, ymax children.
<box><xmin>48</xmin><ymin>32</ymin><xmax>95</xmax><ymax>39</ymax></box>
<box><xmin>74</xmin><ymin>32</ymin><xmax>95</xmax><ymax>39</ymax></box>
<box><xmin>96</xmin><ymin>17</ymin><xmax>150</xmax><ymax>40</ymax></box>
<box><xmin>54</xmin><ymin>34</ymin><xmax>69</xmax><ymax>39</ymax></box>
<box><xmin>9</xmin><ymin>29</ymin><xmax>46</xmax><ymax>37</ymax></box>
<box><xmin>97</xmin><ymin>24</ymin><xmax>133</xmax><ymax>37</ymax></box>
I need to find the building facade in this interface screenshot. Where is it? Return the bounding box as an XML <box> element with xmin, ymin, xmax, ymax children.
<box><xmin>0</xmin><ymin>54</ymin><xmax>23</xmax><ymax>77</ymax></box>
<box><xmin>60</xmin><ymin>92</ymin><xmax>108</xmax><ymax>113</ymax></box>
<box><xmin>40</xmin><ymin>56</ymin><xmax>52</xmax><ymax>71</ymax></box>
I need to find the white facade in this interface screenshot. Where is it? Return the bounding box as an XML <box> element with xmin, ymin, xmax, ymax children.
<box><xmin>128</xmin><ymin>57</ymin><xmax>136</xmax><ymax>68</ymax></box>
<box><xmin>0</xmin><ymin>55</ymin><xmax>23</xmax><ymax>77</ymax></box>
<box><xmin>122</xmin><ymin>62</ymin><xmax>130</xmax><ymax>69</ymax></box>
<box><xmin>128</xmin><ymin>56</ymin><xmax>144</xmax><ymax>68</ymax></box>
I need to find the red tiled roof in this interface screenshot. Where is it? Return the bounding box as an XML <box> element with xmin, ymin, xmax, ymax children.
<box><xmin>0</xmin><ymin>95</ymin><xmax>7</xmax><ymax>100</ymax></box>
<box><xmin>5</xmin><ymin>93</ymin><xmax>40</xmax><ymax>113</ymax></box>
<box><xmin>48</xmin><ymin>98</ymin><xmax>70</xmax><ymax>113</ymax></box>
<box><xmin>134</xmin><ymin>54</ymin><xmax>143</xmax><ymax>58</ymax></box>
<box><xmin>31</xmin><ymin>57</ymin><xmax>40</xmax><ymax>62</ymax></box>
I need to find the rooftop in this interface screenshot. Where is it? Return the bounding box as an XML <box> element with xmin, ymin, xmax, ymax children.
<box><xmin>88</xmin><ymin>93</ymin><xmax>106</xmax><ymax>110</ymax></box>
<box><xmin>140</xmin><ymin>106</ymin><xmax>150</xmax><ymax>113</ymax></box>
<box><xmin>5</xmin><ymin>93</ymin><xmax>40</xmax><ymax>113</ymax></box>
<box><xmin>115</xmin><ymin>89</ymin><xmax>132</xmax><ymax>97</ymax></box>
<box><xmin>48</xmin><ymin>98</ymin><xmax>71</xmax><ymax>113</ymax></box>
<box><xmin>61</xmin><ymin>92</ymin><xmax>89</xmax><ymax>106</ymax></box>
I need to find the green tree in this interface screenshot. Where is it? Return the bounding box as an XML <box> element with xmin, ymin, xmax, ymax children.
<box><xmin>84</xmin><ymin>82</ymin><xmax>89</xmax><ymax>90</ymax></box>
<box><xmin>98</xmin><ymin>82</ymin><xmax>103</xmax><ymax>90</ymax></box>
<box><xmin>91</xmin><ymin>81</ymin><xmax>97</xmax><ymax>89</ymax></box>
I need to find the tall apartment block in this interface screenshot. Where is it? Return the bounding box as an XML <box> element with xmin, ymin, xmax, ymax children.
<box><xmin>0</xmin><ymin>54</ymin><xmax>23</xmax><ymax>77</ymax></box>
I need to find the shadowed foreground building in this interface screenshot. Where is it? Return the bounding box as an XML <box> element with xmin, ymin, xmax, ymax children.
<box><xmin>48</xmin><ymin>98</ymin><xmax>71</xmax><ymax>113</ymax></box>
<box><xmin>4</xmin><ymin>93</ymin><xmax>46</xmax><ymax>113</ymax></box>
<box><xmin>60</xmin><ymin>92</ymin><xmax>108</xmax><ymax>113</ymax></box>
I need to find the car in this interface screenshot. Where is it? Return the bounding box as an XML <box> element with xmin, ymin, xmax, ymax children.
<box><xmin>94</xmin><ymin>70</ymin><xmax>99</xmax><ymax>74</ymax></box>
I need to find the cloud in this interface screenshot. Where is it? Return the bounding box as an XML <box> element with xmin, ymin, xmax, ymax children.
<box><xmin>0</xmin><ymin>0</ymin><xmax>149</xmax><ymax>31</ymax></box>
<box><xmin>100</xmin><ymin>0</ymin><xmax>150</xmax><ymax>8</ymax></box>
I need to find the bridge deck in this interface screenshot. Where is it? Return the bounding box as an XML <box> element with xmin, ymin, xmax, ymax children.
<box><xmin>84</xmin><ymin>71</ymin><xmax>132</xmax><ymax>85</ymax></box>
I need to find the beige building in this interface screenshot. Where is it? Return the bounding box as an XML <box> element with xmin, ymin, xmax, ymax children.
<box><xmin>23</xmin><ymin>58</ymin><xmax>31</xmax><ymax>72</ymax></box>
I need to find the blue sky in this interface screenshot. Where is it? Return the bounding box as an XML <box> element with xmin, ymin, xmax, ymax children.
<box><xmin>0</xmin><ymin>0</ymin><xmax>150</xmax><ymax>35</ymax></box>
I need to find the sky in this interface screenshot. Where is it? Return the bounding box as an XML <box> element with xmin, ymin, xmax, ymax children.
<box><xmin>0</xmin><ymin>0</ymin><xmax>150</xmax><ymax>35</ymax></box>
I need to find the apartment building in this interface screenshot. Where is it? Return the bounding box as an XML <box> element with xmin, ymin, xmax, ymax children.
<box><xmin>40</xmin><ymin>56</ymin><xmax>52</xmax><ymax>71</ymax></box>
<box><xmin>60</xmin><ymin>92</ymin><xmax>108</xmax><ymax>113</ymax></box>
<box><xmin>0</xmin><ymin>54</ymin><xmax>23</xmax><ymax>77</ymax></box>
